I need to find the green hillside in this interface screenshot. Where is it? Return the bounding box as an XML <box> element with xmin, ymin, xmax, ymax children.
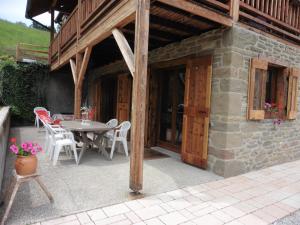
<box><xmin>0</xmin><ymin>19</ymin><xmax>49</xmax><ymax>57</ymax></box>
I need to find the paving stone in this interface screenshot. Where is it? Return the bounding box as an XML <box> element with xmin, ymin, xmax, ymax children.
<box><xmin>135</xmin><ymin>205</ymin><xmax>167</xmax><ymax>220</ymax></box>
<box><xmin>87</xmin><ymin>209</ymin><xmax>107</xmax><ymax>221</ymax></box>
<box><xmin>93</xmin><ymin>215</ymin><xmax>126</xmax><ymax>225</ymax></box>
<box><xmin>102</xmin><ymin>203</ymin><xmax>130</xmax><ymax>217</ymax></box>
<box><xmin>159</xmin><ymin>212</ymin><xmax>188</xmax><ymax>225</ymax></box>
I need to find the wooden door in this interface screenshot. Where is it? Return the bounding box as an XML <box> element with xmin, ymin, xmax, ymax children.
<box><xmin>116</xmin><ymin>74</ymin><xmax>132</xmax><ymax>122</ymax></box>
<box><xmin>181</xmin><ymin>56</ymin><xmax>212</xmax><ymax>169</ymax></box>
<box><xmin>145</xmin><ymin>70</ymin><xmax>160</xmax><ymax>147</ymax></box>
<box><xmin>93</xmin><ymin>80</ymin><xmax>101</xmax><ymax>121</ymax></box>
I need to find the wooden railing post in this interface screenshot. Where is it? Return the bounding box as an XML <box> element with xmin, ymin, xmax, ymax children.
<box><xmin>16</xmin><ymin>43</ymin><xmax>20</xmax><ymax>61</ymax></box>
<box><xmin>230</xmin><ymin>0</ymin><xmax>240</xmax><ymax>22</ymax></box>
<box><xmin>129</xmin><ymin>0</ymin><xmax>150</xmax><ymax>193</ymax></box>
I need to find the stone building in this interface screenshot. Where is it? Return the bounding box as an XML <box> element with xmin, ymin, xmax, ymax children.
<box><xmin>86</xmin><ymin>25</ymin><xmax>300</xmax><ymax>177</ymax></box>
<box><xmin>26</xmin><ymin>0</ymin><xmax>300</xmax><ymax>189</ymax></box>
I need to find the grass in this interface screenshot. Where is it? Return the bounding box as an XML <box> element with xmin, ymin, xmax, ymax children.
<box><xmin>0</xmin><ymin>19</ymin><xmax>50</xmax><ymax>57</ymax></box>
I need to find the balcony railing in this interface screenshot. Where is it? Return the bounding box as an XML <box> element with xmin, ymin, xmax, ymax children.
<box><xmin>240</xmin><ymin>0</ymin><xmax>300</xmax><ymax>38</ymax></box>
<box><xmin>48</xmin><ymin>0</ymin><xmax>300</xmax><ymax>67</ymax></box>
<box><xmin>60</xmin><ymin>7</ymin><xmax>78</xmax><ymax>50</ymax></box>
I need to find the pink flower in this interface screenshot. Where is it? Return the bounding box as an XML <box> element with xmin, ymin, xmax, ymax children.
<box><xmin>10</xmin><ymin>145</ymin><xmax>19</xmax><ymax>154</ymax></box>
<box><xmin>27</xmin><ymin>142</ymin><xmax>33</xmax><ymax>148</ymax></box>
<box><xmin>31</xmin><ymin>148</ymin><xmax>37</xmax><ymax>155</ymax></box>
<box><xmin>21</xmin><ymin>143</ymin><xmax>28</xmax><ymax>150</ymax></box>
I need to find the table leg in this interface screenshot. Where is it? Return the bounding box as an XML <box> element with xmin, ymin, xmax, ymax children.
<box><xmin>77</xmin><ymin>132</ymin><xmax>88</xmax><ymax>164</ymax></box>
<box><xmin>94</xmin><ymin>133</ymin><xmax>110</xmax><ymax>160</ymax></box>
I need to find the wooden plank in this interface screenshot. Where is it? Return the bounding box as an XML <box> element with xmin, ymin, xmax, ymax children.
<box><xmin>230</xmin><ymin>0</ymin><xmax>240</xmax><ymax>22</ymax></box>
<box><xmin>78</xmin><ymin>0</ymin><xmax>136</xmax><ymax>53</ymax></box>
<box><xmin>287</xmin><ymin>68</ymin><xmax>300</xmax><ymax>119</ymax></box>
<box><xmin>77</xmin><ymin>47</ymin><xmax>92</xmax><ymax>86</ymax></box>
<box><xmin>70</xmin><ymin>59</ymin><xmax>77</xmax><ymax>84</ymax></box>
<box><xmin>129</xmin><ymin>0</ymin><xmax>150</xmax><ymax>193</ymax></box>
<box><xmin>157</xmin><ymin>0</ymin><xmax>233</xmax><ymax>27</ymax></box>
<box><xmin>112</xmin><ymin>29</ymin><xmax>135</xmax><ymax>77</ymax></box>
<box><xmin>247</xmin><ymin>58</ymin><xmax>268</xmax><ymax>120</ymax></box>
<box><xmin>116</xmin><ymin>74</ymin><xmax>132</xmax><ymax>122</ymax></box>
<box><xmin>239</xmin><ymin>12</ymin><xmax>300</xmax><ymax>42</ymax></box>
<box><xmin>181</xmin><ymin>56</ymin><xmax>212</xmax><ymax>169</ymax></box>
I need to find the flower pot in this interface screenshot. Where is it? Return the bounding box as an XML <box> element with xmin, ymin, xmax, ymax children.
<box><xmin>15</xmin><ymin>155</ymin><xmax>37</xmax><ymax>176</ymax></box>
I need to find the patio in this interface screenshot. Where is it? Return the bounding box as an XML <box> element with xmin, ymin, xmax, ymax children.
<box><xmin>1</xmin><ymin>127</ymin><xmax>221</xmax><ymax>225</ymax></box>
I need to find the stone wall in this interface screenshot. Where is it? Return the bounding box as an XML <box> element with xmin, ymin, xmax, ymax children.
<box><xmin>46</xmin><ymin>71</ymin><xmax>74</xmax><ymax>114</ymax></box>
<box><xmin>210</xmin><ymin>25</ymin><xmax>300</xmax><ymax>177</ymax></box>
<box><xmin>0</xmin><ymin>107</ymin><xmax>10</xmax><ymax>194</ymax></box>
<box><xmin>87</xmin><ymin>24</ymin><xmax>300</xmax><ymax>177</ymax></box>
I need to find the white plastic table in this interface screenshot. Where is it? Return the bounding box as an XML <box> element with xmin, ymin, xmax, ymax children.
<box><xmin>61</xmin><ymin>120</ymin><xmax>113</xmax><ymax>164</ymax></box>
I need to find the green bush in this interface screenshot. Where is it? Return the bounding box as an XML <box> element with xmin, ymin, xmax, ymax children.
<box><xmin>0</xmin><ymin>60</ymin><xmax>49</xmax><ymax>124</ymax></box>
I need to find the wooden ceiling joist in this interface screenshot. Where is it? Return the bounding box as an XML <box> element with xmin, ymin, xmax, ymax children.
<box><xmin>157</xmin><ymin>0</ymin><xmax>233</xmax><ymax>27</ymax></box>
<box><xmin>150</xmin><ymin>15</ymin><xmax>200</xmax><ymax>35</ymax></box>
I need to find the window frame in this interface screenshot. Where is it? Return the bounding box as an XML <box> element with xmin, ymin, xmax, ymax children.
<box><xmin>247</xmin><ymin>58</ymin><xmax>299</xmax><ymax>121</ymax></box>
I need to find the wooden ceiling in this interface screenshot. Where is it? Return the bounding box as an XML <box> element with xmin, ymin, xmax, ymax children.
<box><xmin>90</xmin><ymin>1</ymin><xmax>229</xmax><ymax>69</ymax></box>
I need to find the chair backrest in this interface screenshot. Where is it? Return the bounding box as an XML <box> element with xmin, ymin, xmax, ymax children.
<box><xmin>106</xmin><ymin>119</ymin><xmax>118</xmax><ymax>128</ymax></box>
<box><xmin>34</xmin><ymin>107</ymin><xmax>51</xmax><ymax>120</ymax></box>
<box><xmin>118</xmin><ymin>121</ymin><xmax>131</xmax><ymax>138</ymax></box>
<box><xmin>34</xmin><ymin>107</ymin><xmax>47</xmax><ymax>112</ymax></box>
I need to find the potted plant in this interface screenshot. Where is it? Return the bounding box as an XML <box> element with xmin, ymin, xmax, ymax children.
<box><xmin>9</xmin><ymin>138</ymin><xmax>43</xmax><ymax>176</ymax></box>
<box><xmin>264</xmin><ymin>102</ymin><xmax>282</xmax><ymax>130</ymax></box>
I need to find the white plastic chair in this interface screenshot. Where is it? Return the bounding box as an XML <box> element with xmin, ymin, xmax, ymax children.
<box><xmin>110</xmin><ymin>121</ymin><xmax>131</xmax><ymax>159</ymax></box>
<box><xmin>95</xmin><ymin>119</ymin><xmax>118</xmax><ymax>151</ymax></box>
<box><xmin>52</xmin><ymin>131</ymin><xmax>78</xmax><ymax>166</ymax></box>
<box><xmin>104</xmin><ymin>119</ymin><xmax>118</xmax><ymax>139</ymax></box>
<box><xmin>42</xmin><ymin>121</ymin><xmax>67</xmax><ymax>158</ymax></box>
<box><xmin>33</xmin><ymin>107</ymin><xmax>50</xmax><ymax>128</ymax></box>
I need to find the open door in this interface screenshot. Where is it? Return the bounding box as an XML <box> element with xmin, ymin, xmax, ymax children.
<box><xmin>145</xmin><ymin>69</ymin><xmax>161</xmax><ymax>147</ymax></box>
<box><xmin>181</xmin><ymin>56</ymin><xmax>212</xmax><ymax>169</ymax></box>
<box><xmin>116</xmin><ymin>74</ymin><xmax>132</xmax><ymax>122</ymax></box>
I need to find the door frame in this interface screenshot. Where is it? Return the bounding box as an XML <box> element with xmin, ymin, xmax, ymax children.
<box><xmin>148</xmin><ymin>55</ymin><xmax>212</xmax><ymax>166</ymax></box>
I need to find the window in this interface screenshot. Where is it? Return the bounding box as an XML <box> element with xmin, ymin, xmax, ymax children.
<box><xmin>248</xmin><ymin>58</ymin><xmax>300</xmax><ymax>120</ymax></box>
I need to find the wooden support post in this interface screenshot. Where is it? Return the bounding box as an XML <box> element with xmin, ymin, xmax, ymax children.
<box><xmin>112</xmin><ymin>29</ymin><xmax>135</xmax><ymax>77</ymax></box>
<box><xmin>129</xmin><ymin>0</ymin><xmax>150</xmax><ymax>193</ymax></box>
<box><xmin>230</xmin><ymin>0</ymin><xmax>240</xmax><ymax>22</ymax></box>
<box><xmin>74</xmin><ymin>47</ymin><xmax>92</xmax><ymax>119</ymax></box>
<box><xmin>50</xmin><ymin>8</ymin><xmax>55</xmax><ymax>42</ymax></box>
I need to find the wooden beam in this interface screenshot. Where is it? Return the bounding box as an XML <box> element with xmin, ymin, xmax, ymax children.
<box><xmin>77</xmin><ymin>47</ymin><xmax>92</xmax><ymax>85</ymax></box>
<box><xmin>78</xmin><ymin>0</ymin><xmax>136</xmax><ymax>53</ymax></box>
<box><xmin>70</xmin><ymin>59</ymin><xmax>77</xmax><ymax>84</ymax></box>
<box><xmin>112</xmin><ymin>28</ymin><xmax>135</xmax><ymax>77</ymax></box>
<box><xmin>74</xmin><ymin>47</ymin><xmax>92</xmax><ymax>119</ymax></box>
<box><xmin>129</xmin><ymin>0</ymin><xmax>150</xmax><ymax>193</ymax></box>
<box><xmin>157</xmin><ymin>0</ymin><xmax>233</xmax><ymax>27</ymax></box>
<box><xmin>230</xmin><ymin>0</ymin><xmax>240</xmax><ymax>22</ymax></box>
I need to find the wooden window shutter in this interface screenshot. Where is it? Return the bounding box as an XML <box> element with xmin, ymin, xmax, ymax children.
<box><xmin>247</xmin><ymin>58</ymin><xmax>268</xmax><ymax>120</ymax></box>
<box><xmin>287</xmin><ymin>68</ymin><xmax>300</xmax><ymax>120</ymax></box>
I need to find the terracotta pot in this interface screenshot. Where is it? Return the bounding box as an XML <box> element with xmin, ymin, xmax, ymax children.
<box><xmin>15</xmin><ymin>155</ymin><xmax>37</xmax><ymax>176</ymax></box>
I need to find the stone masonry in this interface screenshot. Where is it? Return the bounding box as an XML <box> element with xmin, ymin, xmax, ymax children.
<box><xmin>87</xmin><ymin>24</ymin><xmax>300</xmax><ymax>178</ymax></box>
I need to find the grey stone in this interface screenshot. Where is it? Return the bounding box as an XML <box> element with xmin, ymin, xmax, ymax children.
<box><xmin>220</xmin><ymin>79</ymin><xmax>247</xmax><ymax>93</ymax></box>
<box><xmin>211</xmin><ymin>93</ymin><xmax>242</xmax><ymax>116</ymax></box>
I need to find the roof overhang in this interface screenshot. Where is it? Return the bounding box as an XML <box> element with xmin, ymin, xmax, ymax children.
<box><xmin>25</xmin><ymin>0</ymin><xmax>77</xmax><ymax>18</ymax></box>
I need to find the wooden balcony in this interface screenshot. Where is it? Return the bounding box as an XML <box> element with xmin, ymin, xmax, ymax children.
<box><xmin>49</xmin><ymin>0</ymin><xmax>300</xmax><ymax>71</ymax></box>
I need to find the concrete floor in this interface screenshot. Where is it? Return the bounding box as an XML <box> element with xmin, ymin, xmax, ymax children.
<box><xmin>1</xmin><ymin>127</ymin><xmax>221</xmax><ymax>225</ymax></box>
